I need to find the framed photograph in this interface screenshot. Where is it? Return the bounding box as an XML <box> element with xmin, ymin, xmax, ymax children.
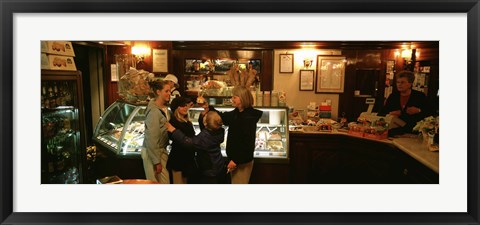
<box><xmin>152</xmin><ymin>49</ymin><xmax>168</xmax><ymax>72</ymax></box>
<box><xmin>315</xmin><ymin>56</ymin><xmax>346</xmax><ymax>93</ymax></box>
<box><xmin>279</xmin><ymin>53</ymin><xmax>294</xmax><ymax>73</ymax></box>
<box><xmin>299</xmin><ymin>69</ymin><xmax>314</xmax><ymax>91</ymax></box>
<box><xmin>3</xmin><ymin>1</ymin><xmax>479</xmax><ymax>225</ymax></box>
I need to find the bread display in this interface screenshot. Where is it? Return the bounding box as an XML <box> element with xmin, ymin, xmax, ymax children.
<box><xmin>267</xmin><ymin>140</ymin><xmax>283</xmax><ymax>151</ymax></box>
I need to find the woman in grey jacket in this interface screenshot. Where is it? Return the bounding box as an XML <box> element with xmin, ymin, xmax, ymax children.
<box><xmin>142</xmin><ymin>80</ymin><xmax>171</xmax><ymax>184</ymax></box>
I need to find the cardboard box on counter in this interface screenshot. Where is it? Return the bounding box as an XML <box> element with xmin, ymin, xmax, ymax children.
<box><xmin>41</xmin><ymin>41</ymin><xmax>75</xmax><ymax>56</ymax></box>
<box><xmin>42</xmin><ymin>54</ymin><xmax>77</xmax><ymax>71</ymax></box>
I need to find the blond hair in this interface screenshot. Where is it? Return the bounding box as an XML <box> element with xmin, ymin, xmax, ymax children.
<box><xmin>174</xmin><ymin>108</ymin><xmax>190</xmax><ymax>123</ymax></box>
<box><xmin>203</xmin><ymin>111</ymin><xmax>223</xmax><ymax>131</ymax></box>
<box><xmin>232</xmin><ymin>86</ymin><xmax>254</xmax><ymax>109</ymax></box>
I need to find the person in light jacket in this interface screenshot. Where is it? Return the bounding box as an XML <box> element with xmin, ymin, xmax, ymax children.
<box><xmin>142</xmin><ymin>80</ymin><xmax>171</xmax><ymax>184</ymax></box>
<box><xmin>198</xmin><ymin>86</ymin><xmax>262</xmax><ymax>184</ymax></box>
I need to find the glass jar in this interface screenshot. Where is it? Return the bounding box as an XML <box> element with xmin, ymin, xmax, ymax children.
<box><xmin>116</xmin><ymin>54</ymin><xmax>135</xmax><ymax>78</ymax></box>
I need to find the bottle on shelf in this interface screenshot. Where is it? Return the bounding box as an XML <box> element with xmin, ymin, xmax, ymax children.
<box><xmin>57</xmin><ymin>82</ymin><xmax>65</xmax><ymax>106</ymax></box>
<box><xmin>63</xmin><ymin>81</ymin><xmax>72</xmax><ymax>106</ymax></box>
<box><xmin>46</xmin><ymin>140</ymin><xmax>56</xmax><ymax>173</ymax></box>
<box><xmin>47</xmin><ymin>82</ymin><xmax>56</xmax><ymax>108</ymax></box>
<box><xmin>41</xmin><ymin>82</ymin><xmax>47</xmax><ymax>108</ymax></box>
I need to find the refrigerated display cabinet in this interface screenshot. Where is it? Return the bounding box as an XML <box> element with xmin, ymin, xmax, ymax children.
<box><xmin>93</xmin><ymin>100</ymin><xmax>147</xmax><ymax>156</ymax></box>
<box><xmin>93</xmin><ymin>101</ymin><xmax>289</xmax><ymax>162</ymax></box>
<box><xmin>41</xmin><ymin>70</ymin><xmax>87</xmax><ymax>184</ymax></box>
<box><xmin>188</xmin><ymin>106</ymin><xmax>290</xmax><ymax>162</ymax></box>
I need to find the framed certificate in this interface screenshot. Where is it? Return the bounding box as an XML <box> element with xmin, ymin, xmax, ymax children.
<box><xmin>299</xmin><ymin>69</ymin><xmax>314</xmax><ymax>91</ymax></box>
<box><xmin>279</xmin><ymin>53</ymin><xmax>294</xmax><ymax>73</ymax></box>
<box><xmin>152</xmin><ymin>49</ymin><xmax>168</xmax><ymax>72</ymax></box>
<box><xmin>315</xmin><ymin>56</ymin><xmax>346</xmax><ymax>93</ymax></box>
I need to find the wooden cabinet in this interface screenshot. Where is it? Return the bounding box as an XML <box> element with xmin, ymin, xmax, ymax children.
<box><xmin>289</xmin><ymin>133</ymin><xmax>438</xmax><ymax>184</ymax></box>
<box><xmin>398</xmin><ymin>151</ymin><xmax>439</xmax><ymax>184</ymax></box>
<box><xmin>250</xmin><ymin>161</ymin><xmax>290</xmax><ymax>184</ymax></box>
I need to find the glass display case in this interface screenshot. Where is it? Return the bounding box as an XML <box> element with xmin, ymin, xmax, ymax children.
<box><xmin>41</xmin><ymin>70</ymin><xmax>86</xmax><ymax>184</ymax></box>
<box><xmin>93</xmin><ymin>100</ymin><xmax>147</xmax><ymax>156</ymax></box>
<box><xmin>94</xmin><ymin>101</ymin><xmax>289</xmax><ymax>161</ymax></box>
<box><xmin>188</xmin><ymin>106</ymin><xmax>289</xmax><ymax>161</ymax></box>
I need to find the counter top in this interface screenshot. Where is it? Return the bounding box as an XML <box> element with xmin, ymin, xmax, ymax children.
<box><xmin>392</xmin><ymin>137</ymin><xmax>439</xmax><ymax>173</ymax></box>
<box><xmin>290</xmin><ymin>130</ymin><xmax>439</xmax><ymax>173</ymax></box>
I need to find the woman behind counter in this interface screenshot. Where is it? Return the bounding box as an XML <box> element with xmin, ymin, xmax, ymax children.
<box><xmin>142</xmin><ymin>80</ymin><xmax>171</xmax><ymax>184</ymax></box>
<box><xmin>379</xmin><ymin>70</ymin><xmax>429</xmax><ymax>135</ymax></box>
<box><xmin>198</xmin><ymin>86</ymin><xmax>262</xmax><ymax>184</ymax></box>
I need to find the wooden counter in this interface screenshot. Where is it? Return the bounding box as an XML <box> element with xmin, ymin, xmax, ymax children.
<box><xmin>392</xmin><ymin>138</ymin><xmax>439</xmax><ymax>173</ymax></box>
<box><xmin>93</xmin><ymin>130</ymin><xmax>439</xmax><ymax>184</ymax></box>
<box><xmin>289</xmin><ymin>131</ymin><xmax>439</xmax><ymax>184</ymax></box>
<box><xmin>293</xmin><ymin>130</ymin><xmax>439</xmax><ymax>173</ymax></box>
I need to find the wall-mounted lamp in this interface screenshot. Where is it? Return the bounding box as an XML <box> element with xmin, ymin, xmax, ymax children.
<box><xmin>303</xmin><ymin>58</ymin><xmax>313</xmax><ymax>68</ymax></box>
<box><xmin>131</xmin><ymin>45</ymin><xmax>151</xmax><ymax>69</ymax></box>
<box><xmin>401</xmin><ymin>49</ymin><xmax>412</xmax><ymax>61</ymax></box>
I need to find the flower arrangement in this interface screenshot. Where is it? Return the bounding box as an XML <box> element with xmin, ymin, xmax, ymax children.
<box><xmin>413</xmin><ymin>116</ymin><xmax>439</xmax><ymax>135</ymax></box>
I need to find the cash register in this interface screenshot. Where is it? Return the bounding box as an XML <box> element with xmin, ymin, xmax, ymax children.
<box><xmin>358</xmin><ymin>98</ymin><xmax>406</xmax><ymax>129</ymax></box>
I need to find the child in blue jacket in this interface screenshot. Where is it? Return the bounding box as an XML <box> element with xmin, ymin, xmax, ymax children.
<box><xmin>166</xmin><ymin>111</ymin><xmax>226</xmax><ymax>184</ymax></box>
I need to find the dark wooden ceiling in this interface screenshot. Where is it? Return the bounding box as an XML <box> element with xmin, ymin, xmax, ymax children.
<box><xmin>172</xmin><ymin>41</ymin><xmax>439</xmax><ymax>50</ymax></box>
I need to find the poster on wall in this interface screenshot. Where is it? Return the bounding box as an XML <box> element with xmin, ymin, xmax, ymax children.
<box><xmin>152</xmin><ymin>49</ymin><xmax>168</xmax><ymax>72</ymax></box>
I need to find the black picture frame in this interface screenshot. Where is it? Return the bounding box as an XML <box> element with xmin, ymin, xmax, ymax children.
<box><xmin>1</xmin><ymin>1</ymin><xmax>479</xmax><ymax>225</ymax></box>
<box><xmin>299</xmin><ymin>70</ymin><xmax>315</xmax><ymax>91</ymax></box>
<box><xmin>279</xmin><ymin>53</ymin><xmax>294</xmax><ymax>73</ymax></box>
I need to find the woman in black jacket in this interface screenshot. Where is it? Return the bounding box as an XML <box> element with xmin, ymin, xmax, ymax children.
<box><xmin>166</xmin><ymin>97</ymin><xmax>197</xmax><ymax>184</ymax></box>
<box><xmin>198</xmin><ymin>86</ymin><xmax>262</xmax><ymax>184</ymax></box>
<box><xmin>379</xmin><ymin>70</ymin><xmax>429</xmax><ymax>135</ymax></box>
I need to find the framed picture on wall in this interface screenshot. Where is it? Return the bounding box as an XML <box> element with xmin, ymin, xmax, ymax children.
<box><xmin>299</xmin><ymin>70</ymin><xmax>314</xmax><ymax>91</ymax></box>
<box><xmin>315</xmin><ymin>56</ymin><xmax>346</xmax><ymax>93</ymax></box>
<box><xmin>152</xmin><ymin>49</ymin><xmax>168</xmax><ymax>73</ymax></box>
<box><xmin>279</xmin><ymin>53</ymin><xmax>294</xmax><ymax>73</ymax></box>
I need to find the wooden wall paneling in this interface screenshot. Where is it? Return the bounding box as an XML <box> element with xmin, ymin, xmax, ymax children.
<box><xmin>355</xmin><ymin>49</ymin><xmax>383</xmax><ymax>69</ymax></box>
<box><xmin>339</xmin><ymin>50</ymin><xmax>359</xmax><ymax>122</ymax></box>
<box><xmin>172</xmin><ymin>50</ymin><xmax>186</xmax><ymax>96</ymax></box>
<box><xmin>339</xmin><ymin>49</ymin><xmax>385</xmax><ymax>121</ymax></box>
<box><xmin>260</xmin><ymin>50</ymin><xmax>273</xmax><ymax>91</ymax></box>
<box><xmin>418</xmin><ymin>47</ymin><xmax>439</xmax><ymax>112</ymax></box>
<box><xmin>105</xmin><ymin>45</ymin><xmax>131</xmax><ymax>106</ymax></box>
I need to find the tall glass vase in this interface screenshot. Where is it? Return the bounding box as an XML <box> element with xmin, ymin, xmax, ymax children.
<box><xmin>115</xmin><ymin>54</ymin><xmax>136</xmax><ymax>78</ymax></box>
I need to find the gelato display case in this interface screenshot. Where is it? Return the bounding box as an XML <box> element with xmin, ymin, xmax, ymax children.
<box><xmin>94</xmin><ymin>101</ymin><xmax>289</xmax><ymax>161</ymax></box>
<box><xmin>188</xmin><ymin>106</ymin><xmax>290</xmax><ymax>161</ymax></box>
<box><xmin>93</xmin><ymin>100</ymin><xmax>147</xmax><ymax>156</ymax></box>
